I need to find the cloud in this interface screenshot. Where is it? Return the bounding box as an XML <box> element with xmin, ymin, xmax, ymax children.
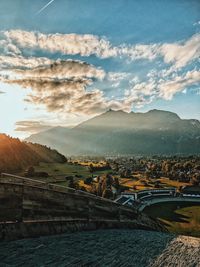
<box><xmin>2</xmin><ymin>30</ymin><xmax>159</xmax><ymax>61</ymax></box>
<box><xmin>7</xmin><ymin>76</ymin><xmax>137</xmax><ymax>115</ymax></box>
<box><xmin>0</xmin><ymin>57</ymin><xmax>110</xmax><ymax>115</ymax></box>
<box><xmin>3</xmin><ymin>30</ymin><xmax>117</xmax><ymax>58</ymax></box>
<box><xmin>107</xmin><ymin>72</ymin><xmax>130</xmax><ymax>88</ymax></box>
<box><xmin>193</xmin><ymin>21</ymin><xmax>200</xmax><ymax>26</ymax></box>
<box><xmin>15</xmin><ymin>120</ymin><xmax>53</xmax><ymax>134</ymax></box>
<box><xmin>7</xmin><ymin>77</ymin><xmax>90</xmax><ymax>108</ymax></box>
<box><xmin>67</xmin><ymin>89</ymin><xmax>134</xmax><ymax>115</ymax></box>
<box><xmin>1</xmin><ymin>30</ymin><xmax>199</xmax><ymax>69</ymax></box>
<box><xmin>159</xmin><ymin>70</ymin><xmax>200</xmax><ymax>100</ymax></box>
<box><xmin>160</xmin><ymin>34</ymin><xmax>200</xmax><ymax>68</ymax></box>
<box><xmin>1</xmin><ymin>59</ymin><xmax>199</xmax><ymax>117</ymax></box>
<box><xmin>0</xmin><ymin>53</ymin><xmax>137</xmax><ymax>115</ymax></box>
<box><xmin>1</xmin><ymin>30</ymin><xmax>200</xmax><ymax>68</ymax></box>
<box><xmin>128</xmin><ymin>69</ymin><xmax>200</xmax><ymax>103</ymax></box>
<box><xmin>107</xmin><ymin>72</ymin><xmax>130</xmax><ymax>82</ymax></box>
<box><xmin>0</xmin><ymin>37</ymin><xmax>21</xmax><ymax>56</ymax></box>
<box><xmin>0</xmin><ymin>55</ymin><xmax>53</xmax><ymax>69</ymax></box>
<box><xmin>0</xmin><ymin>29</ymin><xmax>199</xmax><ymax>119</ymax></box>
<box><xmin>15</xmin><ymin>59</ymin><xmax>105</xmax><ymax>80</ymax></box>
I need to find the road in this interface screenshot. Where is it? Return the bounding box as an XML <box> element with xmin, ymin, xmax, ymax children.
<box><xmin>138</xmin><ymin>197</ymin><xmax>200</xmax><ymax>211</ymax></box>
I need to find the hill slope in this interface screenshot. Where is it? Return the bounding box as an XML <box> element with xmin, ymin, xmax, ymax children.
<box><xmin>26</xmin><ymin>109</ymin><xmax>200</xmax><ymax>155</ymax></box>
<box><xmin>0</xmin><ymin>134</ymin><xmax>66</xmax><ymax>173</ymax></box>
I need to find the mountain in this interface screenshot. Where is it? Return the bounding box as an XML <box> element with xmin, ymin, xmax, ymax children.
<box><xmin>26</xmin><ymin>109</ymin><xmax>200</xmax><ymax>156</ymax></box>
<box><xmin>26</xmin><ymin>126</ymin><xmax>71</xmax><ymax>154</ymax></box>
<box><xmin>0</xmin><ymin>134</ymin><xmax>66</xmax><ymax>173</ymax></box>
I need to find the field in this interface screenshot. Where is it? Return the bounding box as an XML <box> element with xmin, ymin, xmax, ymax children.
<box><xmin>35</xmin><ymin>162</ymin><xmax>91</xmax><ymax>177</ymax></box>
<box><xmin>118</xmin><ymin>175</ymin><xmax>188</xmax><ymax>191</ymax></box>
<box><xmin>23</xmin><ymin>162</ymin><xmax>191</xmax><ymax>191</ymax></box>
<box><xmin>31</xmin><ymin>162</ymin><xmax>91</xmax><ymax>185</ymax></box>
<box><xmin>24</xmin><ymin>162</ymin><xmax>112</xmax><ymax>187</ymax></box>
<box><xmin>144</xmin><ymin>202</ymin><xmax>200</xmax><ymax>237</ymax></box>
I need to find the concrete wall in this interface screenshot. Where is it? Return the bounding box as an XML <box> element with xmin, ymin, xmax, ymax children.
<box><xmin>0</xmin><ymin>178</ymin><xmax>165</xmax><ymax>240</ymax></box>
<box><xmin>0</xmin><ymin>182</ymin><xmax>138</xmax><ymax>222</ymax></box>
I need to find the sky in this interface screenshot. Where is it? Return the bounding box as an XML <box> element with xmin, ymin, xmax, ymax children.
<box><xmin>0</xmin><ymin>0</ymin><xmax>199</xmax><ymax>138</ymax></box>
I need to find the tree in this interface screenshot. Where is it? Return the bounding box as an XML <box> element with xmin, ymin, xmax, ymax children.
<box><xmin>102</xmin><ymin>188</ymin><xmax>113</xmax><ymax>199</ymax></box>
<box><xmin>68</xmin><ymin>177</ymin><xmax>79</xmax><ymax>189</ymax></box>
<box><xmin>84</xmin><ymin>177</ymin><xmax>93</xmax><ymax>185</ymax></box>
<box><xmin>97</xmin><ymin>181</ymin><xmax>103</xmax><ymax>196</ymax></box>
<box><xmin>88</xmin><ymin>164</ymin><xmax>94</xmax><ymax>173</ymax></box>
<box><xmin>113</xmin><ymin>177</ymin><xmax>120</xmax><ymax>190</ymax></box>
<box><xmin>27</xmin><ymin>166</ymin><xmax>35</xmax><ymax>177</ymax></box>
<box><xmin>105</xmin><ymin>174</ymin><xmax>113</xmax><ymax>187</ymax></box>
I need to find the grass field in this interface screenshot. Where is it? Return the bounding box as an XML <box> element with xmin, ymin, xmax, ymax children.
<box><xmin>35</xmin><ymin>162</ymin><xmax>91</xmax><ymax>177</ymax></box>
<box><xmin>27</xmin><ymin>162</ymin><xmax>190</xmax><ymax>191</ymax></box>
<box><xmin>27</xmin><ymin>162</ymin><xmax>112</xmax><ymax>187</ymax></box>
<box><xmin>144</xmin><ymin>202</ymin><xmax>200</xmax><ymax>237</ymax></box>
<box><xmin>31</xmin><ymin>162</ymin><xmax>90</xmax><ymax>185</ymax></box>
<box><xmin>118</xmin><ymin>175</ymin><xmax>188</xmax><ymax>191</ymax></box>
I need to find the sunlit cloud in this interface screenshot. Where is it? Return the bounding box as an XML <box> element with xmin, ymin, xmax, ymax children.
<box><xmin>159</xmin><ymin>70</ymin><xmax>200</xmax><ymax>100</ymax></box>
<box><xmin>15</xmin><ymin>59</ymin><xmax>105</xmax><ymax>80</ymax></box>
<box><xmin>15</xmin><ymin>120</ymin><xmax>52</xmax><ymax>134</ymax></box>
<box><xmin>0</xmin><ymin>29</ymin><xmax>199</xmax><ymax>121</ymax></box>
<box><xmin>2</xmin><ymin>30</ymin><xmax>199</xmax><ymax>69</ymax></box>
<box><xmin>0</xmin><ymin>55</ymin><xmax>53</xmax><ymax>69</ymax></box>
<box><xmin>160</xmin><ymin>34</ymin><xmax>200</xmax><ymax>69</ymax></box>
<box><xmin>128</xmin><ymin>69</ymin><xmax>200</xmax><ymax>102</ymax></box>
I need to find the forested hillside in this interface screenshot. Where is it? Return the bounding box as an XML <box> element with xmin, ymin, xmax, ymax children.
<box><xmin>0</xmin><ymin>134</ymin><xmax>66</xmax><ymax>173</ymax></box>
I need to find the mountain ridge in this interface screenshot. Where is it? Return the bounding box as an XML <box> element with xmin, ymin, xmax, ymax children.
<box><xmin>26</xmin><ymin>109</ymin><xmax>200</xmax><ymax>156</ymax></box>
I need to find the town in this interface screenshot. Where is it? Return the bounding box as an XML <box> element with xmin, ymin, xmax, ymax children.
<box><xmin>67</xmin><ymin>155</ymin><xmax>200</xmax><ymax>201</ymax></box>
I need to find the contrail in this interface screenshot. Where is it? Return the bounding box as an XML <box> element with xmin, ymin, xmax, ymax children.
<box><xmin>36</xmin><ymin>0</ymin><xmax>55</xmax><ymax>15</ymax></box>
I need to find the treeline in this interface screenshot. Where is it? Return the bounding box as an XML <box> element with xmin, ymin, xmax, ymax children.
<box><xmin>88</xmin><ymin>163</ymin><xmax>111</xmax><ymax>172</ymax></box>
<box><xmin>0</xmin><ymin>134</ymin><xmax>66</xmax><ymax>173</ymax></box>
<box><xmin>69</xmin><ymin>174</ymin><xmax>121</xmax><ymax>200</ymax></box>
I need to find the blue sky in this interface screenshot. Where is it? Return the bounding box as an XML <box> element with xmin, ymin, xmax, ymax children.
<box><xmin>0</xmin><ymin>0</ymin><xmax>199</xmax><ymax>137</ymax></box>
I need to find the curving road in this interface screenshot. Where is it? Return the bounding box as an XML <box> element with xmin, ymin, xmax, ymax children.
<box><xmin>138</xmin><ymin>197</ymin><xmax>200</xmax><ymax>211</ymax></box>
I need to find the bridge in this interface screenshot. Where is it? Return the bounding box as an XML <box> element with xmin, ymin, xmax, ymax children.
<box><xmin>0</xmin><ymin>173</ymin><xmax>165</xmax><ymax>240</ymax></box>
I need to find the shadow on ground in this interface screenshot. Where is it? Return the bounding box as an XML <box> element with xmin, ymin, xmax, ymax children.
<box><xmin>144</xmin><ymin>202</ymin><xmax>200</xmax><ymax>223</ymax></box>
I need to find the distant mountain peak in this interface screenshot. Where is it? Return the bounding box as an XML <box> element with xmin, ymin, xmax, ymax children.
<box><xmin>26</xmin><ymin>109</ymin><xmax>200</xmax><ymax>155</ymax></box>
<box><xmin>106</xmin><ymin>109</ymin><xmax>126</xmax><ymax>113</ymax></box>
<box><xmin>146</xmin><ymin>109</ymin><xmax>180</xmax><ymax>120</ymax></box>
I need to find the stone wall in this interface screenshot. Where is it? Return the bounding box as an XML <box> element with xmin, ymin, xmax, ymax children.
<box><xmin>0</xmin><ymin>219</ymin><xmax>161</xmax><ymax>241</ymax></box>
<box><xmin>0</xmin><ymin>177</ymin><xmax>166</xmax><ymax>240</ymax></box>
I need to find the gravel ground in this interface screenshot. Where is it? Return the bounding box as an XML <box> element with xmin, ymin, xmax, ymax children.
<box><xmin>0</xmin><ymin>229</ymin><xmax>200</xmax><ymax>267</ymax></box>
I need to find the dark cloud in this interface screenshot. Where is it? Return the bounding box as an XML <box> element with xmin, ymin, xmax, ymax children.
<box><xmin>7</xmin><ymin>75</ymin><xmax>136</xmax><ymax>115</ymax></box>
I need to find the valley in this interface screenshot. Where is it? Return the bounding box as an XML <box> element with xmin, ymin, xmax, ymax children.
<box><xmin>13</xmin><ymin>154</ymin><xmax>200</xmax><ymax>237</ymax></box>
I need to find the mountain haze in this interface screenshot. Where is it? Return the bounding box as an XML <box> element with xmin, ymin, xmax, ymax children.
<box><xmin>26</xmin><ymin>110</ymin><xmax>200</xmax><ymax>156</ymax></box>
